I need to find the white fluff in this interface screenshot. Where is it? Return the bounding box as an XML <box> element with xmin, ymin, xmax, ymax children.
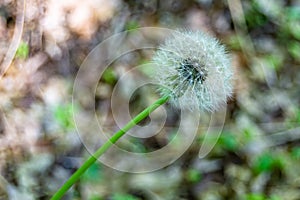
<box><xmin>152</xmin><ymin>30</ymin><xmax>233</xmax><ymax>112</ymax></box>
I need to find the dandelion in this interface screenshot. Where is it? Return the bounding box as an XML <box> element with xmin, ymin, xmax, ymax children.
<box><xmin>51</xmin><ymin>29</ymin><xmax>234</xmax><ymax>199</ymax></box>
<box><xmin>152</xmin><ymin>30</ymin><xmax>233</xmax><ymax>111</ymax></box>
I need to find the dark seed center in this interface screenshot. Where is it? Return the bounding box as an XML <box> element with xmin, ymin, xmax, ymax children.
<box><xmin>177</xmin><ymin>58</ymin><xmax>207</xmax><ymax>85</ymax></box>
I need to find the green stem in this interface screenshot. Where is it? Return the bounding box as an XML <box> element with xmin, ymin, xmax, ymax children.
<box><xmin>51</xmin><ymin>94</ymin><xmax>170</xmax><ymax>200</ymax></box>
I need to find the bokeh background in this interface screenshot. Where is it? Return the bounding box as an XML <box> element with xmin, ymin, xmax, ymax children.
<box><xmin>0</xmin><ymin>0</ymin><xmax>300</xmax><ymax>199</ymax></box>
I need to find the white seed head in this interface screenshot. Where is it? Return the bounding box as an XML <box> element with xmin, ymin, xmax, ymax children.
<box><xmin>152</xmin><ymin>30</ymin><xmax>233</xmax><ymax>112</ymax></box>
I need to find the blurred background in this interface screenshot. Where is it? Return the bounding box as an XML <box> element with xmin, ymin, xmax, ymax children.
<box><xmin>0</xmin><ymin>0</ymin><xmax>300</xmax><ymax>199</ymax></box>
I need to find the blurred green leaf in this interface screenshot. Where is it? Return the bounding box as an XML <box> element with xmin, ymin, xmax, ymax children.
<box><xmin>128</xmin><ymin>138</ymin><xmax>147</xmax><ymax>153</ymax></box>
<box><xmin>245</xmin><ymin>2</ymin><xmax>267</xmax><ymax>29</ymax></box>
<box><xmin>112</xmin><ymin>193</ymin><xmax>140</xmax><ymax>200</ymax></box>
<box><xmin>285</xmin><ymin>7</ymin><xmax>300</xmax><ymax>21</ymax></box>
<box><xmin>288</xmin><ymin>41</ymin><xmax>300</xmax><ymax>61</ymax></box>
<box><xmin>102</xmin><ymin>68</ymin><xmax>117</xmax><ymax>85</ymax></box>
<box><xmin>89</xmin><ymin>195</ymin><xmax>104</xmax><ymax>200</ymax></box>
<box><xmin>243</xmin><ymin>128</ymin><xmax>256</xmax><ymax>142</ymax></box>
<box><xmin>186</xmin><ymin>169</ymin><xmax>202</xmax><ymax>183</ymax></box>
<box><xmin>268</xmin><ymin>195</ymin><xmax>282</xmax><ymax>200</ymax></box>
<box><xmin>253</xmin><ymin>152</ymin><xmax>283</xmax><ymax>174</ymax></box>
<box><xmin>218</xmin><ymin>132</ymin><xmax>239</xmax><ymax>151</ymax></box>
<box><xmin>53</xmin><ymin>103</ymin><xmax>75</xmax><ymax>130</ymax></box>
<box><xmin>262</xmin><ymin>54</ymin><xmax>283</xmax><ymax>71</ymax></box>
<box><xmin>285</xmin><ymin>108</ymin><xmax>300</xmax><ymax>128</ymax></box>
<box><xmin>288</xmin><ymin>21</ymin><xmax>300</xmax><ymax>40</ymax></box>
<box><xmin>254</xmin><ymin>0</ymin><xmax>283</xmax><ymax>18</ymax></box>
<box><xmin>82</xmin><ymin>163</ymin><xmax>103</xmax><ymax>183</ymax></box>
<box><xmin>291</xmin><ymin>147</ymin><xmax>300</xmax><ymax>160</ymax></box>
<box><xmin>246</xmin><ymin>193</ymin><xmax>266</xmax><ymax>200</ymax></box>
<box><xmin>125</xmin><ymin>20</ymin><xmax>140</xmax><ymax>31</ymax></box>
<box><xmin>15</xmin><ymin>41</ymin><xmax>29</xmax><ymax>59</ymax></box>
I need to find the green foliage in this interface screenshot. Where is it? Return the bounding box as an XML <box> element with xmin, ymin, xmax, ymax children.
<box><xmin>252</xmin><ymin>152</ymin><xmax>284</xmax><ymax>174</ymax></box>
<box><xmin>268</xmin><ymin>195</ymin><xmax>281</xmax><ymax>200</ymax></box>
<box><xmin>243</xmin><ymin>128</ymin><xmax>256</xmax><ymax>142</ymax></box>
<box><xmin>287</xmin><ymin>41</ymin><xmax>300</xmax><ymax>61</ymax></box>
<box><xmin>285</xmin><ymin>7</ymin><xmax>300</xmax><ymax>39</ymax></box>
<box><xmin>288</xmin><ymin>21</ymin><xmax>300</xmax><ymax>40</ymax></box>
<box><xmin>291</xmin><ymin>147</ymin><xmax>300</xmax><ymax>160</ymax></box>
<box><xmin>245</xmin><ymin>193</ymin><xmax>281</xmax><ymax>200</ymax></box>
<box><xmin>197</xmin><ymin>131</ymin><xmax>240</xmax><ymax>155</ymax></box>
<box><xmin>186</xmin><ymin>169</ymin><xmax>202</xmax><ymax>183</ymax></box>
<box><xmin>245</xmin><ymin>193</ymin><xmax>266</xmax><ymax>200</ymax></box>
<box><xmin>127</xmin><ymin>138</ymin><xmax>147</xmax><ymax>153</ymax></box>
<box><xmin>89</xmin><ymin>196</ymin><xmax>104</xmax><ymax>200</ymax></box>
<box><xmin>102</xmin><ymin>68</ymin><xmax>117</xmax><ymax>85</ymax></box>
<box><xmin>125</xmin><ymin>20</ymin><xmax>140</xmax><ymax>31</ymax></box>
<box><xmin>285</xmin><ymin>7</ymin><xmax>300</xmax><ymax>21</ymax></box>
<box><xmin>278</xmin><ymin>7</ymin><xmax>300</xmax><ymax>47</ymax></box>
<box><xmin>112</xmin><ymin>193</ymin><xmax>140</xmax><ymax>200</ymax></box>
<box><xmin>218</xmin><ymin>132</ymin><xmax>239</xmax><ymax>151</ymax></box>
<box><xmin>82</xmin><ymin>163</ymin><xmax>103</xmax><ymax>183</ymax></box>
<box><xmin>294</xmin><ymin>109</ymin><xmax>300</xmax><ymax>124</ymax></box>
<box><xmin>15</xmin><ymin>41</ymin><xmax>29</xmax><ymax>59</ymax></box>
<box><xmin>261</xmin><ymin>54</ymin><xmax>283</xmax><ymax>71</ymax></box>
<box><xmin>244</xmin><ymin>2</ymin><xmax>268</xmax><ymax>29</ymax></box>
<box><xmin>53</xmin><ymin>103</ymin><xmax>75</xmax><ymax>130</ymax></box>
<box><xmin>285</xmin><ymin>108</ymin><xmax>300</xmax><ymax>128</ymax></box>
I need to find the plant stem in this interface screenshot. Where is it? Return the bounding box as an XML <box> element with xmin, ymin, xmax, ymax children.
<box><xmin>51</xmin><ymin>94</ymin><xmax>170</xmax><ymax>200</ymax></box>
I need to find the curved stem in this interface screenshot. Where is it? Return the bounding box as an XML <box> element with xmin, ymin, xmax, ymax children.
<box><xmin>51</xmin><ymin>94</ymin><xmax>170</xmax><ymax>200</ymax></box>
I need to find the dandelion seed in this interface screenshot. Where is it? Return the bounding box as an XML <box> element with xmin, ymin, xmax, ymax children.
<box><xmin>152</xmin><ymin>30</ymin><xmax>233</xmax><ymax>111</ymax></box>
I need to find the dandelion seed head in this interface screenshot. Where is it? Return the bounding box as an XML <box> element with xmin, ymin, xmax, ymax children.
<box><xmin>152</xmin><ymin>30</ymin><xmax>233</xmax><ymax>112</ymax></box>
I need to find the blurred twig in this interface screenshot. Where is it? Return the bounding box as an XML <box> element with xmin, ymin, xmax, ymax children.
<box><xmin>0</xmin><ymin>0</ymin><xmax>26</xmax><ymax>77</ymax></box>
<box><xmin>227</xmin><ymin>0</ymin><xmax>255</xmax><ymax>57</ymax></box>
<box><xmin>244</xmin><ymin>126</ymin><xmax>300</xmax><ymax>154</ymax></box>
